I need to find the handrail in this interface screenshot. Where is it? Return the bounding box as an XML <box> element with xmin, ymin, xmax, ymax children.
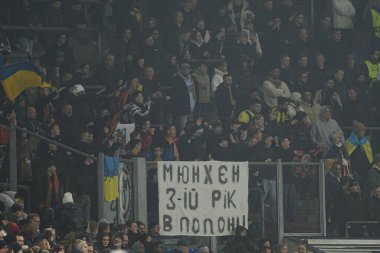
<box><xmin>0</xmin><ymin>123</ymin><xmax>97</xmax><ymax>160</ymax></box>
<box><xmin>345</xmin><ymin>220</ymin><xmax>380</xmax><ymax>238</ymax></box>
<box><xmin>1</xmin><ymin>25</ymin><xmax>97</xmax><ymax>32</ymax></box>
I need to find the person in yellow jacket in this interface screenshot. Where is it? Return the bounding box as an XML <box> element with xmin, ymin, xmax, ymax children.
<box><xmin>363</xmin><ymin>49</ymin><xmax>380</xmax><ymax>87</ymax></box>
<box><xmin>237</xmin><ymin>99</ymin><xmax>262</xmax><ymax>124</ymax></box>
<box><xmin>344</xmin><ymin>121</ymin><xmax>373</xmax><ymax>182</ymax></box>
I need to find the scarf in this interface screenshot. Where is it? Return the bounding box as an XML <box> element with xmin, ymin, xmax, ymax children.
<box><xmin>46</xmin><ymin>174</ymin><xmax>60</xmax><ymax>208</ymax></box>
<box><xmin>348</xmin><ymin>131</ymin><xmax>367</xmax><ymax>150</ymax></box>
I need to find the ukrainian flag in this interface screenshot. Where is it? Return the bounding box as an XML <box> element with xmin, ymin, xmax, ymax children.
<box><xmin>0</xmin><ymin>61</ymin><xmax>50</xmax><ymax>101</ymax></box>
<box><xmin>104</xmin><ymin>156</ymin><xmax>120</xmax><ymax>202</ymax></box>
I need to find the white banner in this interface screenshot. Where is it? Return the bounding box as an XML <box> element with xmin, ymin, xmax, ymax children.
<box><xmin>157</xmin><ymin>161</ymin><xmax>249</xmax><ymax>236</ymax></box>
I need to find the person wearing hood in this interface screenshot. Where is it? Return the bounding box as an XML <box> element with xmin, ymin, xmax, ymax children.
<box><xmin>223</xmin><ymin>226</ymin><xmax>255</xmax><ymax>253</ymax></box>
<box><xmin>310</xmin><ymin>105</ymin><xmax>344</xmax><ymax>152</ymax></box>
<box><xmin>56</xmin><ymin>192</ymin><xmax>86</xmax><ymax>238</ymax></box>
<box><xmin>344</xmin><ymin>121</ymin><xmax>373</xmax><ymax>182</ymax></box>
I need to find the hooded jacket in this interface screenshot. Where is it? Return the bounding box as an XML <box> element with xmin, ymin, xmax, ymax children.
<box><xmin>332</xmin><ymin>0</ymin><xmax>356</xmax><ymax>29</ymax></box>
<box><xmin>310</xmin><ymin>106</ymin><xmax>344</xmax><ymax>149</ymax></box>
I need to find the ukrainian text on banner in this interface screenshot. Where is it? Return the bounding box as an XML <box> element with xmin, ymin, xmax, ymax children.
<box><xmin>158</xmin><ymin>161</ymin><xmax>249</xmax><ymax>236</ymax></box>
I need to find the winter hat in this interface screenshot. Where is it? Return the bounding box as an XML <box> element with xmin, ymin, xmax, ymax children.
<box><xmin>10</xmin><ymin>242</ymin><xmax>21</xmax><ymax>253</ymax></box>
<box><xmin>349</xmin><ymin>180</ymin><xmax>359</xmax><ymax>188</ymax></box>
<box><xmin>11</xmin><ymin>204</ymin><xmax>22</xmax><ymax>213</ymax></box>
<box><xmin>74</xmin><ymin>240</ymin><xmax>87</xmax><ymax>252</ymax></box>
<box><xmin>353</xmin><ymin>121</ymin><xmax>365</xmax><ymax>134</ymax></box>
<box><xmin>293</xmin><ymin>111</ymin><xmax>307</xmax><ymax>121</ymax></box>
<box><xmin>0</xmin><ymin>240</ymin><xmax>7</xmax><ymax>249</ymax></box>
<box><xmin>62</xmin><ymin>192</ymin><xmax>74</xmax><ymax>204</ymax></box>
<box><xmin>6</xmin><ymin>223</ymin><xmax>21</xmax><ymax>236</ymax></box>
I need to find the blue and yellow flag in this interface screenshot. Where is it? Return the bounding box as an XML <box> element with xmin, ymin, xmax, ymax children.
<box><xmin>104</xmin><ymin>156</ymin><xmax>120</xmax><ymax>202</ymax></box>
<box><xmin>0</xmin><ymin>62</ymin><xmax>50</xmax><ymax>101</ymax></box>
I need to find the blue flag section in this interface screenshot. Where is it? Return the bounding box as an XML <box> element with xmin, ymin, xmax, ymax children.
<box><xmin>104</xmin><ymin>156</ymin><xmax>119</xmax><ymax>202</ymax></box>
<box><xmin>0</xmin><ymin>61</ymin><xmax>50</xmax><ymax>101</ymax></box>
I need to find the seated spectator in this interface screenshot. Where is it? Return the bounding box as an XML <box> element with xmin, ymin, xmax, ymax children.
<box><xmin>262</xmin><ymin>66</ymin><xmax>291</xmax><ymax>108</ymax></box>
<box><xmin>311</xmin><ymin>106</ymin><xmax>344</xmax><ymax>152</ymax></box>
<box><xmin>300</xmin><ymin>88</ymin><xmax>321</xmax><ymax>123</ymax></box>
<box><xmin>238</xmin><ymin>99</ymin><xmax>262</xmax><ymax>125</ymax></box>
<box><xmin>324</xmin><ymin>131</ymin><xmax>350</xmax><ymax>175</ymax></box>
<box><xmin>161</xmin><ymin>125</ymin><xmax>179</xmax><ymax>161</ymax></box>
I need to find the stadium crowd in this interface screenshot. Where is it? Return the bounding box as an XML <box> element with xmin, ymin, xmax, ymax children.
<box><xmin>1</xmin><ymin>0</ymin><xmax>380</xmax><ymax>252</ymax></box>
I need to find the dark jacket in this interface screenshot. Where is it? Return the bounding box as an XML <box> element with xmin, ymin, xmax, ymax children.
<box><xmin>171</xmin><ymin>74</ymin><xmax>191</xmax><ymax>116</ymax></box>
<box><xmin>213</xmin><ymin>84</ymin><xmax>236</xmax><ymax>119</ymax></box>
<box><xmin>57</xmin><ymin>203</ymin><xmax>86</xmax><ymax>237</ymax></box>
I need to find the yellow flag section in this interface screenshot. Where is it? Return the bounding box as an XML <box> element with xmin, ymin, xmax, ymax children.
<box><xmin>0</xmin><ymin>62</ymin><xmax>51</xmax><ymax>101</ymax></box>
<box><xmin>104</xmin><ymin>156</ymin><xmax>119</xmax><ymax>202</ymax></box>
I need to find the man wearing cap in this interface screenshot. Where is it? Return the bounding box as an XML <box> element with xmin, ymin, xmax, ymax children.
<box><xmin>56</xmin><ymin>192</ymin><xmax>86</xmax><ymax>237</ymax></box>
<box><xmin>262</xmin><ymin>66</ymin><xmax>291</xmax><ymax>108</ymax></box>
<box><xmin>172</xmin><ymin>239</ymin><xmax>190</xmax><ymax>253</ymax></box>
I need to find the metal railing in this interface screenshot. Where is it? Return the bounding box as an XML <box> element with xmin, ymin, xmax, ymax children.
<box><xmin>2</xmin><ymin>25</ymin><xmax>102</xmax><ymax>62</ymax></box>
<box><xmin>345</xmin><ymin>221</ymin><xmax>380</xmax><ymax>238</ymax></box>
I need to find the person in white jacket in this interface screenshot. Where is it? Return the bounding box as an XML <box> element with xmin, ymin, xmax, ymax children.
<box><xmin>262</xmin><ymin>66</ymin><xmax>291</xmax><ymax>108</ymax></box>
<box><xmin>211</xmin><ymin>61</ymin><xmax>228</xmax><ymax>94</ymax></box>
<box><xmin>332</xmin><ymin>0</ymin><xmax>356</xmax><ymax>29</ymax></box>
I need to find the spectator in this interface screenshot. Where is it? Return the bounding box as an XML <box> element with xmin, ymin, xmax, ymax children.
<box><xmin>43</xmin><ymin>33</ymin><xmax>75</xmax><ymax>74</ymax></box>
<box><xmin>171</xmin><ymin>63</ymin><xmax>194</xmax><ymax>133</ymax></box>
<box><xmin>211</xmin><ymin>61</ymin><xmax>229</xmax><ymax>94</ymax></box>
<box><xmin>56</xmin><ymin>192</ymin><xmax>86</xmax><ymax>238</ymax></box>
<box><xmin>310</xmin><ymin>106</ymin><xmax>344</xmax><ymax>152</ymax></box>
<box><xmin>365</xmin><ymin>154</ymin><xmax>380</xmax><ymax>194</ymax></box>
<box><xmin>213</xmin><ymin>74</ymin><xmax>237</xmax><ymax>128</ymax></box>
<box><xmin>262</xmin><ymin>66</ymin><xmax>291</xmax><ymax>108</ymax></box>
<box><xmin>161</xmin><ymin>125</ymin><xmax>179</xmax><ymax>161</ymax></box>
<box><xmin>344</xmin><ymin>121</ymin><xmax>373</xmax><ymax>182</ymax></box>
<box><xmin>342</xmin><ymin>86</ymin><xmax>371</xmax><ymax>126</ymax></box>
<box><xmin>44</xmin><ymin>0</ymin><xmax>63</xmax><ymax>27</ymax></box>
<box><xmin>191</xmin><ymin>62</ymin><xmax>212</xmax><ymax>119</ymax></box>
<box><xmin>277</xmin><ymin>137</ymin><xmax>296</xmax><ymax>222</ymax></box>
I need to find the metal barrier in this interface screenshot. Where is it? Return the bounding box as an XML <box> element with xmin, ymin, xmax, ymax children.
<box><xmin>345</xmin><ymin>221</ymin><xmax>380</xmax><ymax>238</ymax></box>
<box><xmin>2</xmin><ymin>25</ymin><xmax>102</xmax><ymax>62</ymax></box>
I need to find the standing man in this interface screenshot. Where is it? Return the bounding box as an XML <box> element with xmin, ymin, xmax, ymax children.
<box><xmin>171</xmin><ymin>63</ymin><xmax>194</xmax><ymax>133</ymax></box>
<box><xmin>214</xmin><ymin>74</ymin><xmax>237</xmax><ymax>128</ymax></box>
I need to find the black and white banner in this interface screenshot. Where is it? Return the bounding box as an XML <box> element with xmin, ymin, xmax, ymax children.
<box><xmin>158</xmin><ymin>161</ymin><xmax>248</xmax><ymax>236</ymax></box>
